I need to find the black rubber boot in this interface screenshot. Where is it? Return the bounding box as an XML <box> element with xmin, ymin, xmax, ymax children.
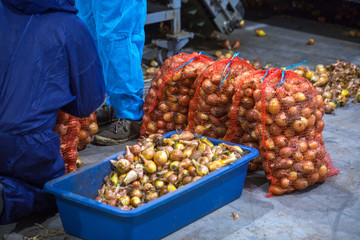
<box><xmin>92</xmin><ymin>118</ymin><xmax>142</xmax><ymax>146</ymax></box>
<box><xmin>95</xmin><ymin>104</ymin><xmax>117</xmax><ymax>126</ymax></box>
<box><xmin>0</xmin><ymin>183</ymin><xmax>4</xmax><ymax>217</ymax></box>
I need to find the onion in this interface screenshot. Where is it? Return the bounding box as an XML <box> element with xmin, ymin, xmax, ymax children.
<box><xmin>279</xmin><ymin>147</ymin><xmax>293</xmax><ymax>158</ymax></box>
<box><xmin>245</xmin><ymin>109</ymin><xmax>257</xmax><ymax>122</ymax></box>
<box><xmin>294</xmin><ymin>161</ymin><xmax>314</xmax><ymax>174</ymax></box>
<box><xmin>292</xmin><ymin>151</ymin><xmax>304</xmax><ymax>162</ymax></box>
<box><xmin>273</xmin><ymin>169</ymin><xmax>290</xmax><ymax>178</ymax></box>
<box><xmin>142</xmin><ymin>148</ymin><xmax>155</xmax><ymax>160</ymax></box>
<box><xmin>269</xmin><ymin>186</ymin><xmax>287</xmax><ymax>195</ymax></box>
<box><xmin>175</xmin><ymin>113</ymin><xmax>187</xmax><ymax>125</ymax></box>
<box><xmin>316</xmin><ymin>119</ymin><xmax>325</xmax><ymax>132</ymax></box>
<box><xmin>265</xmin><ymin>151</ymin><xmax>276</xmax><ymax>161</ymax></box>
<box><xmin>209</xmin><ymin>115</ymin><xmax>222</xmax><ymax>127</ymax></box>
<box><xmin>274</xmin><ymin>135</ymin><xmax>287</xmax><ymax>147</ymax></box>
<box><xmin>240</xmin><ymin>133</ymin><xmax>251</xmax><ymax>143</ymax></box>
<box><xmin>241</xmin><ymin>97</ymin><xmax>255</xmax><ymax>109</ymax></box>
<box><xmin>238</xmin><ymin>106</ymin><xmax>247</xmax><ymax>117</ymax></box>
<box><xmin>168</xmin><ymin>102</ymin><xmax>179</xmax><ymax>111</ymax></box>
<box><xmin>211</xmin><ymin>74</ymin><xmax>221</xmax><ymax>85</ymax></box>
<box><xmin>147</xmin><ymin>121</ymin><xmax>157</xmax><ymax>132</ymax></box>
<box><xmin>264</xmin><ymin>138</ymin><xmax>275</xmax><ymax>150</ymax></box>
<box><xmin>198</xmin><ymin>99</ymin><xmax>211</xmax><ymax>112</ymax></box>
<box><xmin>206</xmin><ymin>93</ymin><xmax>219</xmax><ymax>106</ymax></box>
<box><xmin>304</xmin><ymin>149</ymin><xmax>317</xmax><ymax>161</ymax></box>
<box><xmin>293</xmin><ymin>178</ymin><xmax>309</xmax><ymax>190</ymax></box>
<box><xmin>274</xmin><ymin>158</ymin><xmax>293</xmax><ymax>169</ymax></box>
<box><xmin>225</xmin><ymin>85</ymin><xmax>235</xmax><ymax>97</ymax></box>
<box><xmin>301</xmin><ymin>107</ymin><xmax>313</xmax><ymax>118</ymax></box>
<box><xmin>53</xmin><ymin>123</ymin><xmax>68</xmax><ymax>136</ymax></box>
<box><xmin>178</xmin><ymin>95</ymin><xmax>190</xmax><ymax>107</ymax></box>
<box><xmin>183</xmin><ymin>65</ymin><xmax>197</xmax><ymax>78</ymax></box>
<box><xmin>163</xmin><ymin>112</ymin><xmax>174</xmax><ymax>122</ymax></box>
<box><xmin>307</xmin><ymin>115</ymin><xmax>316</xmax><ymax>128</ymax></box>
<box><xmin>219</xmin><ymin>94</ymin><xmax>229</xmax><ymax>104</ymax></box>
<box><xmin>88</xmin><ymin>123</ymin><xmax>99</xmax><ymax>135</ymax></box>
<box><xmin>264</xmin><ymin>86</ymin><xmax>276</xmax><ymax>100</ymax></box>
<box><xmin>154</xmin><ymin>151</ymin><xmax>168</xmax><ymax>167</ymax></box>
<box><xmin>308</xmin><ymin>172</ymin><xmax>319</xmax><ymax>184</ymax></box>
<box><xmin>318</xmin><ymin>165</ymin><xmax>328</xmax><ymax>178</ymax></box>
<box><xmin>211</xmin><ymin>107</ymin><xmax>228</xmax><ymax>117</ymax></box>
<box><xmin>166</xmin><ymin>122</ymin><xmax>175</xmax><ymax>131</ymax></box>
<box><xmin>275</xmin><ymin>112</ymin><xmax>288</xmax><ymax>127</ymax></box>
<box><xmin>280</xmin><ymin>178</ymin><xmax>290</xmax><ymax>188</ymax></box>
<box><xmin>244</xmin><ymin>88</ymin><xmax>254</xmax><ymax>97</ymax></box>
<box><xmin>179</xmin><ymin>87</ymin><xmax>189</xmax><ymax>95</ymax></box>
<box><xmin>253</xmin><ymin>89</ymin><xmax>261</xmax><ymax>101</ymax></box>
<box><xmin>202</xmin><ymin>79</ymin><xmax>218</xmax><ymax>93</ymax></box>
<box><xmin>298</xmin><ymin>140</ymin><xmax>308</xmax><ymax>153</ymax></box>
<box><xmin>157</xmin><ymin>120</ymin><xmax>167</xmax><ymax>129</ymax></box>
<box><xmin>293</xmin><ymin>117</ymin><xmax>309</xmax><ymax>133</ymax></box>
<box><xmin>269</xmin><ymin>124</ymin><xmax>282</xmax><ymax>136</ymax></box>
<box><xmin>294</xmin><ymin>92</ymin><xmax>306</xmax><ymax>102</ymax></box>
<box><xmin>197</xmin><ymin>112</ymin><xmax>209</xmax><ymax>121</ymax></box>
<box><xmin>170</xmin><ymin>149</ymin><xmax>186</xmax><ymax>161</ymax></box>
<box><xmin>268</xmin><ymin>98</ymin><xmax>281</xmax><ymax>115</ymax></box>
<box><xmin>172</xmin><ymin>70</ymin><xmax>182</xmax><ymax>81</ymax></box>
<box><xmin>284</xmin><ymin>128</ymin><xmax>295</xmax><ymax>138</ymax></box>
<box><xmin>129</xmin><ymin>145</ymin><xmax>141</xmax><ymax>155</ymax></box>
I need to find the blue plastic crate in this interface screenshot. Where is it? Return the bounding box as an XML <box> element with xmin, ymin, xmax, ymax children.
<box><xmin>44</xmin><ymin>131</ymin><xmax>259</xmax><ymax>240</ymax></box>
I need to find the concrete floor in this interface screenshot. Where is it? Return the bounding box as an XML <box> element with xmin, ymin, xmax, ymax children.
<box><xmin>1</xmin><ymin>17</ymin><xmax>360</xmax><ymax>240</ymax></box>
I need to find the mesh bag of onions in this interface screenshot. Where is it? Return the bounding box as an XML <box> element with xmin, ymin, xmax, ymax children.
<box><xmin>224</xmin><ymin>69</ymin><xmax>277</xmax><ymax>171</ymax></box>
<box><xmin>78</xmin><ymin>113</ymin><xmax>99</xmax><ymax>151</ymax></box>
<box><xmin>54</xmin><ymin>110</ymin><xmax>81</xmax><ymax>173</ymax></box>
<box><xmin>186</xmin><ymin>55</ymin><xmax>254</xmax><ymax>139</ymax></box>
<box><xmin>140</xmin><ymin>52</ymin><xmax>214</xmax><ymax>137</ymax></box>
<box><xmin>255</xmin><ymin>69</ymin><xmax>339</xmax><ymax>196</ymax></box>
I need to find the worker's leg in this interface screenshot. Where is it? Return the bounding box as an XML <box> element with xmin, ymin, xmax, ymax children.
<box><xmin>75</xmin><ymin>0</ymin><xmax>97</xmax><ymax>44</ymax></box>
<box><xmin>0</xmin><ymin>183</ymin><xmax>3</xmax><ymax>217</ymax></box>
<box><xmin>0</xmin><ymin>176</ymin><xmax>60</xmax><ymax>224</ymax></box>
<box><xmin>0</xmin><ymin>131</ymin><xmax>65</xmax><ymax>224</ymax></box>
<box><xmin>92</xmin><ymin>0</ymin><xmax>146</xmax><ymax>145</ymax></box>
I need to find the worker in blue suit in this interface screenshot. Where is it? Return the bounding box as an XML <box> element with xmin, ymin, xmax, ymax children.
<box><xmin>0</xmin><ymin>0</ymin><xmax>105</xmax><ymax>224</ymax></box>
<box><xmin>76</xmin><ymin>0</ymin><xmax>147</xmax><ymax>146</ymax></box>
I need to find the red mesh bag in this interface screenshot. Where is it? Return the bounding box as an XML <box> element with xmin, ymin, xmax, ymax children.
<box><xmin>224</xmin><ymin>69</ymin><xmax>277</xmax><ymax>171</ymax></box>
<box><xmin>255</xmin><ymin>69</ymin><xmax>339</xmax><ymax>196</ymax></box>
<box><xmin>78</xmin><ymin>113</ymin><xmax>98</xmax><ymax>150</ymax></box>
<box><xmin>186</xmin><ymin>56</ymin><xmax>254</xmax><ymax>139</ymax></box>
<box><xmin>140</xmin><ymin>52</ymin><xmax>214</xmax><ymax>137</ymax></box>
<box><xmin>54</xmin><ymin>111</ymin><xmax>80</xmax><ymax>173</ymax></box>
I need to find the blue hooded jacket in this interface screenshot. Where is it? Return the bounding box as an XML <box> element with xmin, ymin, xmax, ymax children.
<box><xmin>0</xmin><ymin>0</ymin><xmax>105</xmax><ymax>224</ymax></box>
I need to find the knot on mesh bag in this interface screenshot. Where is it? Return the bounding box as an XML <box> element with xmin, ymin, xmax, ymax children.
<box><xmin>174</xmin><ymin>51</ymin><xmax>213</xmax><ymax>72</ymax></box>
<box><xmin>219</xmin><ymin>53</ymin><xmax>241</xmax><ymax>87</ymax></box>
<box><xmin>278</xmin><ymin>60</ymin><xmax>309</xmax><ymax>85</ymax></box>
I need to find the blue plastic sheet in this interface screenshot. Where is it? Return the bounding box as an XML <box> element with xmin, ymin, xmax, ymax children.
<box><xmin>76</xmin><ymin>0</ymin><xmax>147</xmax><ymax>120</ymax></box>
<box><xmin>0</xmin><ymin>0</ymin><xmax>105</xmax><ymax>224</ymax></box>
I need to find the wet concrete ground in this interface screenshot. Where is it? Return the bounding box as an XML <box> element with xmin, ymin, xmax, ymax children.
<box><xmin>1</xmin><ymin>18</ymin><xmax>360</xmax><ymax>240</ymax></box>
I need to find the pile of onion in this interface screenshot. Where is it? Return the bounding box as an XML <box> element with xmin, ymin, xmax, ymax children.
<box><xmin>95</xmin><ymin>131</ymin><xmax>246</xmax><ymax>210</ymax></box>
<box><xmin>255</xmin><ymin>69</ymin><xmax>332</xmax><ymax>196</ymax></box>
<box><xmin>295</xmin><ymin>60</ymin><xmax>360</xmax><ymax>114</ymax></box>
<box><xmin>224</xmin><ymin>70</ymin><xmax>276</xmax><ymax>171</ymax></box>
<box><xmin>140</xmin><ymin>53</ymin><xmax>214</xmax><ymax>137</ymax></box>
<box><xmin>186</xmin><ymin>57</ymin><xmax>254</xmax><ymax>139</ymax></box>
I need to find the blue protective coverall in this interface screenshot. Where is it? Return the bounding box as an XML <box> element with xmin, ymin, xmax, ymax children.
<box><xmin>0</xmin><ymin>0</ymin><xmax>105</xmax><ymax>224</ymax></box>
<box><xmin>76</xmin><ymin>0</ymin><xmax>147</xmax><ymax>121</ymax></box>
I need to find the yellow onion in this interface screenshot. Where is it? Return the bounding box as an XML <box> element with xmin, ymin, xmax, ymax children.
<box><xmin>153</xmin><ymin>151</ymin><xmax>168</xmax><ymax>167</ymax></box>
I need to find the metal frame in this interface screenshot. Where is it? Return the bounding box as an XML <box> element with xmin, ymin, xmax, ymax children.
<box><xmin>145</xmin><ymin>0</ymin><xmax>194</xmax><ymax>59</ymax></box>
